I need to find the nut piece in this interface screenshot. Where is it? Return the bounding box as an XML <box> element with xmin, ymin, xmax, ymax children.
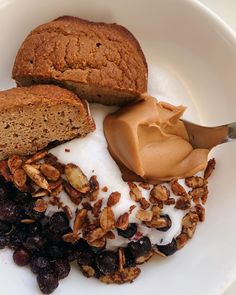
<box><xmin>92</xmin><ymin>199</ymin><xmax>103</xmax><ymax>217</ymax></box>
<box><xmin>33</xmin><ymin>199</ymin><xmax>47</xmax><ymax>212</ymax></box>
<box><xmin>138</xmin><ymin>182</ymin><xmax>151</xmax><ymax>190</ymax></box>
<box><xmin>118</xmin><ymin>248</ymin><xmax>125</xmax><ymax>271</ymax></box>
<box><xmin>128</xmin><ymin>182</ymin><xmax>142</xmax><ymax>202</ymax></box>
<box><xmin>74</xmin><ymin>209</ymin><xmax>87</xmax><ymax>232</ymax></box>
<box><xmin>164</xmin><ymin>198</ymin><xmax>176</xmax><ymax>205</ymax></box>
<box><xmin>86</xmin><ymin>227</ymin><xmax>106</xmax><ymax>243</ymax></box>
<box><xmin>116</xmin><ymin>212</ymin><xmax>129</xmax><ymax>230</ymax></box>
<box><xmin>100</xmin><ymin>207</ymin><xmax>115</xmax><ymax>231</ymax></box>
<box><xmin>129</xmin><ymin>205</ymin><xmax>137</xmax><ymax>214</ymax></box>
<box><xmin>0</xmin><ymin>160</ymin><xmax>13</xmax><ymax>182</ymax></box>
<box><xmin>204</xmin><ymin>158</ymin><xmax>216</xmax><ymax>179</ymax></box>
<box><xmin>182</xmin><ymin>212</ymin><xmax>199</xmax><ymax>238</ymax></box>
<box><xmin>13</xmin><ymin>168</ymin><xmax>27</xmax><ymax>188</ymax></box>
<box><xmin>100</xmin><ymin>267</ymin><xmax>141</xmax><ymax>284</ymax></box>
<box><xmin>107</xmin><ymin>192</ymin><xmax>121</xmax><ymax>207</ymax></box>
<box><xmin>44</xmin><ymin>153</ymin><xmax>65</xmax><ymax>174</ymax></box>
<box><xmin>175</xmin><ymin>196</ymin><xmax>191</xmax><ymax>210</ymax></box>
<box><xmin>171</xmin><ymin>180</ymin><xmax>187</xmax><ymax>196</ymax></box>
<box><xmin>150</xmin><ymin>184</ymin><xmax>170</xmax><ymax>201</ymax></box>
<box><xmin>25</xmin><ymin>150</ymin><xmax>48</xmax><ymax>164</ymax></box>
<box><xmin>8</xmin><ymin>155</ymin><xmax>22</xmax><ymax>174</ymax></box>
<box><xmin>32</xmin><ymin>189</ymin><xmax>48</xmax><ymax>198</ymax></box>
<box><xmin>81</xmin><ymin>265</ymin><xmax>95</xmax><ymax>278</ymax></box>
<box><xmin>63</xmin><ymin>232</ymin><xmax>79</xmax><ymax>243</ymax></box>
<box><xmin>88</xmin><ymin>238</ymin><xmax>106</xmax><ymax>248</ymax></box>
<box><xmin>63</xmin><ymin>206</ymin><xmax>73</xmax><ymax>220</ymax></box>
<box><xmin>23</xmin><ymin>164</ymin><xmax>50</xmax><ymax>191</ymax></box>
<box><xmin>40</xmin><ymin>164</ymin><xmax>60</xmax><ymax>181</ymax></box>
<box><xmin>139</xmin><ymin>198</ymin><xmax>150</xmax><ymax>210</ymax></box>
<box><xmin>185</xmin><ymin>176</ymin><xmax>206</xmax><ymax>188</ymax></box>
<box><xmin>136</xmin><ymin>209</ymin><xmax>153</xmax><ymax>222</ymax></box>
<box><xmin>194</xmin><ymin>204</ymin><xmax>205</xmax><ymax>222</ymax></box>
<box><xmin>87</xmin><ymin>175</ymin><xmax>99</xmax><ymax>201</ymax></box>
<box><xmin>176</xmin><ymin>233</ymin><xmax>189</xmax><ymax>249</ymax></box>
<box><xmin>189</xmin><ymin>186</ymin><xmax>208</xmax><ymax>205</ymax></box>
<box><xmin>63</xmin><ymin>181</ymin><xmax>81</xmax><ymax>205</ymax></box>
<box><xmin>65</xmin><ymin>163</ymin><xmax>89</xmax><ymax>193</ymax></box>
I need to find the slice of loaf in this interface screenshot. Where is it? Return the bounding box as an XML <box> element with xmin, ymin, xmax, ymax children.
<box><xmin>0</xmin><ymin>84</ymin><xmax>95</xmax><ymax>160</ymax></box>
<box><xmin>12</xmin><ymin>16</ymin><xmax>148</xmax><ymax>105</ymax></box>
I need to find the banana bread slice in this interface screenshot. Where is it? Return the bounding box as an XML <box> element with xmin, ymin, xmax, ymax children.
<box><xmin>12</xmin><ymin>16</ymin><xmax>148</xmax><ymax>105</ymax></box>
<box><xmin>0</xmin><ymin>84</ymin><xmax>95</xmax><ymax>160</ymax></box>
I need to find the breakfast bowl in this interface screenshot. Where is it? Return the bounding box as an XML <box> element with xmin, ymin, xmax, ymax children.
<box><xmin>0</xmin><ymin>0</ymin><xmax>236</xmax><ymax>294</ymax></box>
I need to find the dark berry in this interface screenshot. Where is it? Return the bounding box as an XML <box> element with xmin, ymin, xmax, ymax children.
<box><xmin>0</xmin><ymin>200</ymin><xmax>22</xmax><ymax>223</ymax></box>
<box><xmin>5</xmin><ymin>182</ymin><xmax>18</xmax><ymax>198</ymax></box>
<box><xmin>124</xmin><ymin>247</ymin><xmax>136</xmax><ymax>267</ymax></box>
<box><xmin>77</xmin><ymin>249</ymin><xmax>94</xmax><ymax>266</ymax></box>
<box><xmin>128</xmin><ymin>236</ymin><xmax>152</xmax><ymax>258</ymax></box>
<box><xmin>24</xmin><ymin>235</ymin><xmax>45</xmax><ymax>253</ymax></box>
<box><xmin>27</xmin><ymin>222</ymin><xmax>42</xmax><ymax>236</ymax></box>
<box><xmin>46</xmin><ymin>245</ymin><xmax>64</xmax><ymax>260</ymax></box>
<box><xmin>43</xmin><ymin>227</ymin><xmax>62</xmax><ymax>244</ymax></box>
<box><xmin>0</xmin><ymin>233</ymin><xmax>9</xmax><ymax>249</ymax></box>
<box><xmin>156</xmin><ymin>215</ymin><xmax>172</xmax><ymax>232</ymax></box>
<box><xmin>64</xmin><ymin>245</ymin><xmax>79</xmax><ymax>262</ymax></box>
<box><xmin>117</xmin><ymin>223</ymin><xmax>137</xmax><ymax>238</ymax></box>
<box><xmin>30</xmin><ymin>256</ymin><xmax>50</xmax><ymax>274</ymax></box>
<box><xmin>96</xmin><ymin>251</ymin><xmax>118</xmax><ymax>274</ymax></box>
<box><xmin>0</xmin><ymin>185</ymin><xmax>9</xmax><ymax>201</ymax></box>
<box><xmin>37</xmin><ymin>271</ymin><xmax>59</xmax><ymax>294</ymax></box>
<box><xmin>49</xmin><ymin>212</ymin><xmax>69</xmax><ymax>235</ymax></box>
<box><xmin>157</xmin><ymin>239</ymin><xmax>177</xmax><ymax>256</ymax></box>
<box><xmin>52</xmin><ymin>259</ymin><xmax>70</xmax><ymax>280</ymax></box>
<box><xmin>13</xmin><ymin>248</ymin><xmax>30</xmax><ymax>266</ymax></box>
<box><xmin>22</xmin><ymin>200</ymin><xmax>44</xmax><ymax>221</ymax></box>
<box><xmin>14</xmin><ymin>191</ymin><xmax>31</xmax><ymax>204</ymax></box>
<box><xmin>9</xmin><ymin>226</ymin><xmax>28</xmax><ymax>249</ymax></box>
<box><xmin>0</xmin><ymin>220</ymin><xmax>12</xmax><ymax>233</ymax></box>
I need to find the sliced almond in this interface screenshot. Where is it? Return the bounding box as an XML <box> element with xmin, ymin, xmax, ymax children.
<box><xmin>40</xmin><ymin>163</ymin><xmax>60</xmax><ymax>181</ymax></box>
<box><xmin>33</xmin><ymin>199</ymin><xmax>47</xmax><ymax>212</ymax></box>
<box><xmin>8</xmin><ymin>155</ymin><xmax>22</xmax><ymax>174</ymax></box>
<box><xmin>136</xmin><ymin>209</ymin><xmax>153</xmax><ymax>222</ymax></box>
<box><xmin>23</xmin><ymin>164</ymin><xmax>50</xmax><ymax>191</ymax></box>
<box><xmin>100</xmin><ymin>267</ymin><xmax>141</xmax><ymax>284</ymax></box>
<box><xmin>65</xmin><ymin>163</ymin><xmax>89</xmax><ymax>193</ymax></box>
<box><xmin>74</xmin><ymin>209</ymin><xmax>87</xmax><ymax>232</ymax></box>
<box><xmin>25</xmin><ymin>150</ymin><xmax>48</xmax><ymax>164</ymax></box>
<box><xmin>100</xmin><ymin>207</ymin><xmax>115</xmax><ymax>231</ymax></box>
<box><xmin>49</xmin><ymin>179</ymin><xmax>62</xmax><ymax>190</ymax></box>
<box><xmin>21</xmin><ymin>219</ymin><xmax>36</xmax><ymax>224</ymax></box>
<box><xmin>204</xmin><ymin>158</ymin><xmax>216</xmax><ymax>179</ymax></box>
<box><xmin>32</xmin><ymin>189</ymin><xmax>48</xmax><ymax>198</ymax></box>
<box><xmin>115</xmin><ymin>212</ymin><xmax>129</xmax><ymax>230</ymax></box>
<box><xmin>107</xmin><ymin>192</ymin><xmax>121</xmax><ymax>207</ymax></box>
<box><xmin>44</xmin><ymin>153</ymin><xmax>65</xmax><ymax>174</ymax></box>
<box><xmin>13</xmin><ymin>168</ymin><xmax>27</xmax><ymax>188</ymax></box>
<box><xmin>118</xmin><ymin>248</ymin><xmax>125</xmax><ymax>271</ymax></box>
<box><xmin>50</xmin><ymin>184</ymin><xmax>63</xmax><ymax>198</ymax></box>
<box><xmin>128</xmin><ymin>182</ymin><xmax>142</xmax><ymax>202</ymax></box>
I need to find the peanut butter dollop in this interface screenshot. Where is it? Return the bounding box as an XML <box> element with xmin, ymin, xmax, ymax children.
<box><xmin>104</xmin><ymin>96</ymin><xmax>209</xmax><ymax>182</ymax></box>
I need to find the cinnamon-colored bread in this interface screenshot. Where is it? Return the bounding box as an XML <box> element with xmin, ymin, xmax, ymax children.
<box><xmin>0</xmin><ymin>85</ymin><xmax>95</xmax><ymax>160</ymax></box>
<box><xmin>12</xmin><ymin>16</ymin><xmax>148</xmax><ymax>105</ymax></box>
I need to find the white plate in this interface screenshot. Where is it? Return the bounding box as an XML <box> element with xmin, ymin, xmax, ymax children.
<box><xmin>0</xmin><ymin>0</ymin><xmax>236</xmax><ymax>294</ymax></box>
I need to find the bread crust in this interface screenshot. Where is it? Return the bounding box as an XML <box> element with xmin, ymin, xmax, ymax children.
<box><xmin>12</xmin><ymin>16</ymin><xmax>148</xmax><ymax>105</ymax></box>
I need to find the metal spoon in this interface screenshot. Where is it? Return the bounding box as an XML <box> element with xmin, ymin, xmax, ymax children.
<box><xmin>182</xmin><ymin>120</ymin><xmax>236</xmax><ymax>149</ymax></box>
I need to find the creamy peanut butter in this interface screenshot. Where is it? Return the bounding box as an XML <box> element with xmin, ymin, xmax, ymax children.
<box><xmin>103</xmin><ymin>96</ymin><xmax>209</xmax><ymax>182</ymax></box>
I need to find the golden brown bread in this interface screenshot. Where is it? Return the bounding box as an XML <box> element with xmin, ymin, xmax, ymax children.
<box><xmin>12</xmin><ymin>16</ymin><xmax>148</xmax><ymax>105</ymax></box>
<box><xmin>0</xmin><ymin>84</ymin><xmax>95</xmax><ymax>160</ymax></box>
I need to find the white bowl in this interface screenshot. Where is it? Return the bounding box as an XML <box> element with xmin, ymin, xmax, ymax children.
<box><xmin>0</xmin><ymin>0</ymin><xmax>236</xmax><ymax>294</ymax></box>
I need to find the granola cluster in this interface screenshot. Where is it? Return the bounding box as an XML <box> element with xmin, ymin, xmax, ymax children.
<box><xmin>0</xmin><ymin>151</ymin><xmax>216</xmax><ymax>287</ymax></box>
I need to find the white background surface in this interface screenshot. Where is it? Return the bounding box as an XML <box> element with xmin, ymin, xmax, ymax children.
<box><xmin>199</xmin><ymin>1</ymin><xmax>236</xmax><ymax>294</ymax></box>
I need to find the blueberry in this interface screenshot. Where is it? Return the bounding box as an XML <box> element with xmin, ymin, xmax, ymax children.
<box><xmin>157</xmin><ymin>239</ymin><xmax>177</xmax><ymax>256</ymax></box>
<box><xmin>13</xmin><ymin>248</ymin><xmax>30</xmax><ymax>266</ymax></box>
<box><xmin>0</xmin><ymin>185</ymin><xmax>9</xmax><ymax>201</ymax></box>
<box><xmin>49</xmin><ymin>212</ymin><xmax>69</xmax><ymax>235</ymax></box>
<box><xmin>24</xmin><ymin>235</ymin><xmax>45</xmax><ymax>253</ymax></box>
<box><xmin>0</xmin><ymin>220</ymin><xmax>12</xmax><ymax>233</ymax></box>
<box><xmin>0</xmin><ymin>200</ymin><xmax>22</xmax><ymax>223</ymax></box>
<box><xmin>156</xmin><ymin>215</ymin><xmax>172</xmax><ymax>232</ymax></box>
<box><xmin>52</xmin><ymin>259</ymin><xmax>71</xmax><ymax>280</ymax></box>
<box><xmin>0</xmin><ymin>233</ymin><xmax>9</xmax><ymax>249</ymax></box>
<box><xmin>22</xmin><ymin>200</ymin><xmax>44</xmax><ymax>221</ymax></box>
<box><xmin>64</xmin><ymin>244</ymin><xmax>80</xmax><ymax>262</ymax></box>
<box><xmin>46</xmin><ymin>245</ymin><xmax>64</xmax><ymax>260</ymax></box>
<box><xmin>30</xmin><ymin>256</ymin><xmax>50</xmax><ymax>274</ymax></box>
<box><xmin>128</xmin><ymin>237</ymin><xmax>152</xmax><ymax>258</ymax></box>
<box><xmin>14</xmin><ymin>192</ymin><xmax>31</xmax><ymax>204</ymax></box>
<box><xmin>96</xmin><ymin>251</ymin><xmax>118</xmax><ymax>274</ymax></box>
<box><xmin>27</xmin><ymin>222</ymin><xmax>42</xmax><ymax>236</ymax></box>
<box><xmin>117</xmin><ymin>223</ymin><xmax>137</xmax><ymax>238</ymax></box>
<box><xmin>37</xmin><ymin>271</ymin><xmax>59</xmax><ymax>294</ymax></box>
<box><xmin>124</xmin><ymin>247</ymin><xmax>136</xmax><ymax>267</ymax></box>
<box><xmin>9</xmin><ymin>226</ymin><xmax>28</xmax><ymax>249</ymax></box>
<box><xmin>77</xmin><ymin>249</ymin><xmax>94</xmax><ymax>266</ymax></box>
